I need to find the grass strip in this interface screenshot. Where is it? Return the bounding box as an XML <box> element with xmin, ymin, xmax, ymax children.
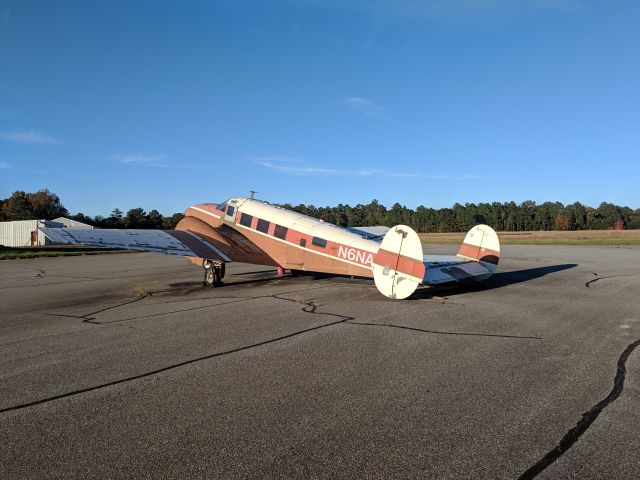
<box><xmin>419</xmin><ymin>230</ymin><xmax>640</xmax><ymax>245</ymax></box>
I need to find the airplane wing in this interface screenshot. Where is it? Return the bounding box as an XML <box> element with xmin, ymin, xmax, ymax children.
<box><xmin>345</xmin><ymin>226</ymin><xmax>389</xmax><ymax>241</ymax></box>
<box><xmin>39</xmin><ymin>228</ymin><xmax>231</xmax><ymax>262</ymax></box>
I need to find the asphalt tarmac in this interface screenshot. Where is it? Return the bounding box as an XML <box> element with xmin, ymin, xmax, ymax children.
<box><xmin>1</xmin><ymin>245</ymin><xmax>639</xmax><ymax>479</ymax></box>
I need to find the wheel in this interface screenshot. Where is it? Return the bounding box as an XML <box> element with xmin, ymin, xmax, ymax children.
<box><xmin>214</xmin><ymin>266</ymin><xmax>223</xmax><ymax>286</ymax></box>
<box><xmin>204</xmin><ymin>267</ymin><xmax>215</xmax><ymax>287</ymax></box>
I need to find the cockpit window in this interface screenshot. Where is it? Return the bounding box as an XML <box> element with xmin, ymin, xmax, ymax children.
<box><xmin>225</xmin><ymin>205</ymin><xmax>235</xmax><ymax>217</ymax></box>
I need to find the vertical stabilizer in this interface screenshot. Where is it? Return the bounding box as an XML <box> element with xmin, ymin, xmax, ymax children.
<box><xmin>372</xmin><ymin>225</ymin><xmax>425</xmax><ymax>299</ymax></box>
<box><xmin>457</xmin><ymin>224</ymin><xmax>500</xmax><ymax>273</ymax></box>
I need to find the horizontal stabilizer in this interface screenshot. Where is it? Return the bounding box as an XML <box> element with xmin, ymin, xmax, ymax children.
<box><xmin>39</xmin><ymin>228</ymin><xmax>230</xmax><ymax>262</ymax></box>
<box><xmin>422</xmin><ymin>255</ymin><xmax>495</xmax><ymax>284</ymax></box>
<box><xmin>422</xmin><ymin>225</ymin><xmax>500</xmax><ymax>285</ymax></box>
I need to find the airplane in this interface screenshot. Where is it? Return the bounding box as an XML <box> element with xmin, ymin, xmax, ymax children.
<box><xmin>40</xmin><ymin>197</ymin><xmax>500</xmax><ymax>299</ymax></box>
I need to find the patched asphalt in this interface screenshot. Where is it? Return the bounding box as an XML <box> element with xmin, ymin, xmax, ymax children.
<box><xmin>1</xmin><ymin>245</ymin><xmax>639</xmax><ymax>479</ymax></box>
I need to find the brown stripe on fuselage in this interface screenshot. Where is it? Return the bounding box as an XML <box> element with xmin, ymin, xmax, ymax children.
<box><xmin>236</xmin><ymin>226</ymin><xmax>374</xmax><ymax>277</ymax></box>
<box><xmin>373</xmin><ymin>248</ymin><xmax>426</xmax><ymax>279</ymax></box>
<box><xmin>457</xmin><ymin>243</ymin><xmax>500</xmax><ymax>265</ymax></box>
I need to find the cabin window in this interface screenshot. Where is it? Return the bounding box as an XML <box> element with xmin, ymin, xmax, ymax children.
<box><xmin>226</xmin><ymin>205</ymin><xmax>235</xmax><ymax>218</ymax></box>
<box><xmin>299</xmin><ymin>238</ymin><xmax>307</xmax><ymax>247</ymax></box>
<box><xmin>239</xmin><ymin>213</ymin><xmax>253</xmax><ymax>227</ymax></box>
<box><xmin>312</xmin><ymin>237</ymin><xmax>327</xmax><ymax>248</ymax></box>
<box><xmin>256</xmin><ymin>218</ymin><xmax>270</xmax><ymax>234</ymax></box>
<box><xmin>274</xmin><ymin>224</ymin><xmax>288</xmax><ymax>240</ymax></box>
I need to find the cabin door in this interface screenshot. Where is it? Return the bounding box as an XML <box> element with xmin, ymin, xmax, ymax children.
<box><xmin>285</xmin><ymin>236</ymin><xmax>306</xmax><ymax>270</ymax></box>
<box><xmin>285</xmin><ymin>220</ymin><xmax>309</xmax><ymax>270</ymax></box>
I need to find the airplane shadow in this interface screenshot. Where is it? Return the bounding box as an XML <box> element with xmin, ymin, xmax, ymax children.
<box><xmin>165</xmin><ymin>271</ymin><xmax>371</xmax><ymax>294</ymax></box>
<box><xmin>165</xmin><ymin>263</ymin><xmax>578</xmax><ymax>298</ymax></box>
<box><xmin>411</xmin><ymin>263</ymin><xmax>578</xmax><ymax>300</ymax></box>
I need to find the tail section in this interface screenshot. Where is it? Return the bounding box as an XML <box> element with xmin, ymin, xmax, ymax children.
<box><xmin>372</xmin><ymin>225</ymin><xmax>425</xmax><ymax>300</ymax></box>
<box><xmin>372</xmin><ymin>224</ymin><xmax>501</xmax><ymax>297</ymax></box>
<box><xmin>457</xmin><ymin>224</ymin><xmax>500</xmax><ymax>273</ymax></box>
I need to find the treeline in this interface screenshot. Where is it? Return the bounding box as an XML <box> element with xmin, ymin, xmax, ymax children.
<box><xmin>70</xmin><ymin>208</ymin><xmax>185</xmax><ymax>230</ymax></box>
<box><xmin>2</xmin><ymin>190</ymin><xmax>639</xmax><ymax>232</ymax></box>
<box><xmin>282</xmin><ymin>200</ymin><xmax>640</xmax><ymax>232</ymax></box>
<box><xmin>0</xmin><ymin>190</ymin><xmax>184</xmax><ymax>229</ymax></box>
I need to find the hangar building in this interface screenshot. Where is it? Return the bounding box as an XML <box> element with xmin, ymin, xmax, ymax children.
<box><xmin>0</xmin><ymin>217</ymin><xmax>93</xmax><ymax>247</ymax></box>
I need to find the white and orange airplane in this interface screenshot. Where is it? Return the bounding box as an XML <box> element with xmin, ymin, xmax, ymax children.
<box><xmin>41</xmin><ymin>197</ymin><xmax>500</xmax><ymax>299</ymax></box>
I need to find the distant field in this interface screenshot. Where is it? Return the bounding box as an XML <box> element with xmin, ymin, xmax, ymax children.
<box><xmin>0</xmin><ymin>245</ymin><xmax>131</xmax><ymax>260</ymax></box>
<box><xmin>419</xmin><ymin>230</ymin><xmax>640</xmax><ymax>246</ymax></box>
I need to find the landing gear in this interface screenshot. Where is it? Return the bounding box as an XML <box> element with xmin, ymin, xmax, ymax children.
<box><xmin>203</xmin><ymin>259</ymin><xmax>225</xmax><ymax>287</ymax></box>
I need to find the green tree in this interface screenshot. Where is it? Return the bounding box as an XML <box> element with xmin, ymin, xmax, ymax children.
<box><xmin>3</xmin><ymin>191</ymin><xmax>35</xmax><ymax>220</ymax></box>
<box><xmin>103</xmin><ymin>208</ymin><xmax>125</xmax><ymax>228</ymax></box>
<box><xmin>125</xmin><ymin>208</ymin><xmax>148</xmax><ymax>228</ymax></box>
<box><xmin>111</xmin><ymin>208</ymin><xmax>124</xmax><ymax>220</ymax></box>
<box><xmin>597</xmin><ymin>202</ymin><xmax>623</xmax><ymax>229</ymax></box>
<box><xmin>147</xmin><ymin>209</ymin><xmax>164</xmax><ymax>228</ymax></box>
<box><xmin>163</xmin><ymin>213</ymin><xmax>184</xmax><ymax>229</ymax></box>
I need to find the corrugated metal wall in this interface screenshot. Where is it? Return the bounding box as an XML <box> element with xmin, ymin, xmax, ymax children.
<box><xmin>0</xmin><ymin>220</ymin><xmax>56</xmax><ymax>247</ymax></box>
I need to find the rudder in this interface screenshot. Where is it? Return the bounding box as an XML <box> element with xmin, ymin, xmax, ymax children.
<box><xmin>372</xmin><ymin>225</ymin><xmax>425</xmax><ymax>299</ymax></box>
<box><xmin>457</xmin><ymin>224</ymin><xmax>500</xmax><ymax>273</ymax></box>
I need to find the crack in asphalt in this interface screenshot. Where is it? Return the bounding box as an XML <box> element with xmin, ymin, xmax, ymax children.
<box><xmin>585</xmin><ymin>274</ymin><xmax>636</xmax><ymax>288</ymax></box>
<box><xmin>58</xmin><ymin>286</ymin><xmax>333</xmax><ymax>325</ymax></box>
<box><xmin>344</xmin><ymin>321</ymin><xmax>542</xmax><ymax>340</ymax></box>
<box><xmin>1</xmin><ymin>286</ymin><xmax>535</xmax><ymax>415</ymax></box>
<box><xmin>4</xmin><ymin>283</ymin><xmax>541</xmax><ymax>415</ymax></box>
<box><xmin>0</xmin><ymin>295</ymin><xmax>351</xmax><ymax>415</ymax></box>
<box><xmin>45</xmin><ymin>295</ymin><xmax>150</xmax><ymax>325</ymax></box>
<box><xmin>518</xmin><ymin>338</ymin><xmax>640</xmax><ymax>479</ymax></box>
<box><xmin>82</xmin><ymin>295</ymin><xmax>150</xmax><ymax>322</ymax></box>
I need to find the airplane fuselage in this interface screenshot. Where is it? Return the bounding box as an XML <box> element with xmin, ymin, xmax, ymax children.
<box><xmin>177</xmin><ymin>198</ymin><xmax>380</xmax><ymax>277</ymax></box>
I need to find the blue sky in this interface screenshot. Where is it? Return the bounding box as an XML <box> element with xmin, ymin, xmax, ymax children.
<box><xmin>1</xmin><ymin>0</ymin><xmax>638</xmax><ymax>216</ymax></box>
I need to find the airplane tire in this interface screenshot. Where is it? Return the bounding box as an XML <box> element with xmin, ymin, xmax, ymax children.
<box><xmin>204</xmin><ymin>268</ymin><xmax>215</xmax><ymax>287</ymax></box>
<box><xmin>214</xmin><ymin>267</ymin><xmax>223</xmax><ymax>286</ymax></box>
<box><xmin>203</xmin><ymin>262</ymin><xmax>224</xmax><ymax>287</ymax></box>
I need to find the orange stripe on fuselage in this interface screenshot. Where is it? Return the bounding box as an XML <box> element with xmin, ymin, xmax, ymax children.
<box><xmin>373</xmin><ymin>248</ymin><xmax>426</xmax><ymax>279</ymax></box>
<box><xmin>237</xmin><ymin>227</ymin><xmax>373</xmax><ymax>277</ymax></box>
<box><xmin>457</xmin><ymin>243</ymin><xmax>500</xmax><ymax>265</ymax></box>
